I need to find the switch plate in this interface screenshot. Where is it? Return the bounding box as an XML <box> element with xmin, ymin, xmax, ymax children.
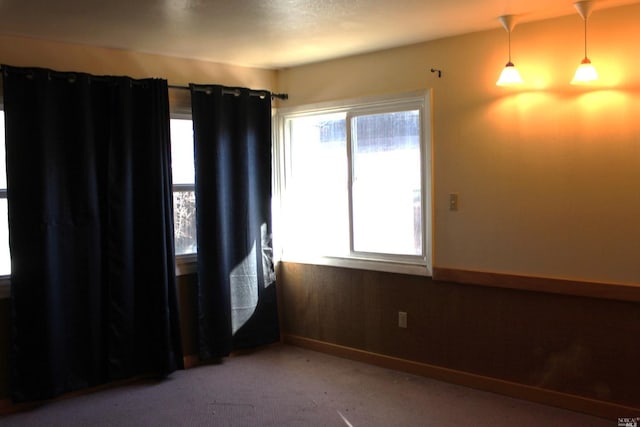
<box><xmin>449</xmin><ymin>193</ymin><xmax>459</xmax><ymax>211</ymax></box>
<box><xmin>398</xmin><ymin>311</ymin><xmax>407</xmax><ymax>328</ymax></box>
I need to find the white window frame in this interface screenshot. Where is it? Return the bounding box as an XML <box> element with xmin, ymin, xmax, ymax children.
<box><xmin>274</xmin><ymin>90</ymin><xmax>433</xmax><ymax>276</ymax></box>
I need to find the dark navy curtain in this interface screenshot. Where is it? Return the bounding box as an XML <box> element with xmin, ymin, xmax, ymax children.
<box><xmin>190</xmin><ymin>85</ymin><xmax>279</xmax><ymax>361</ymax></box>
<box><xmin>3</xmin><ymin>65</ymin><xmax>183</xmax><ymax>402</ymax></box>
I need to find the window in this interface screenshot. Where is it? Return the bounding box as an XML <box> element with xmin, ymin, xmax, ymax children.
<box><xmin>170</xmin><ymin>117</ymin><xmax>197</xmax><ymax>256</ymax></box>
<box><xmin>275</xmin><ymin>91</ymin><xmax>432</xmax><ymax>275</ymax></box>
<box><xmin>0</xmin><ymin>112</ymin><xmax>9</xmax><ymax>276</ymax></box>
<box><xmin>0</xmin><ymin>111</ymin><xmax>196</xmax><ymax>286</ymax></box>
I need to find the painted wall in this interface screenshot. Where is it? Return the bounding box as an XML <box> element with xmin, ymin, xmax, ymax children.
<box><xmin>276</xmin><ymin>4</ymin><xmax>640</xmax><ymax>413</ymax></box>
<box><xmin>0</xmin><ymin>34</ymin><xmax>276</xmax><ymax>89</ymax></box>
<box><xmin>277</xmin><ymin>3</ymin><xmax>640</xmax><ymax>285</ymax></box>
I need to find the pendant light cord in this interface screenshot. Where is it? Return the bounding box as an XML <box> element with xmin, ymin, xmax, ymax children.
<box><xmin>583</xmin><ymin>17</ymin><xmax>588</xmax><ymax>59</ymax></box>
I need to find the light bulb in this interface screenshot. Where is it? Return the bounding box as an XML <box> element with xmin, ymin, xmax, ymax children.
<box><xmin>496</xmin><ymin>62</ymin><xmax>523</xmax><ymax>86</ymax></box>
<box><xmin>571</xmin><ymin>58</ymin><xmax>598</xmax><ymax>84</ymax></box>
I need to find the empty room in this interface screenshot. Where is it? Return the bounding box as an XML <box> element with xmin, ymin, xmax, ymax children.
<box><xmin>0</xmin><ymin>0</ymin><xmax>638</xmax><ymax>425</ymax></box>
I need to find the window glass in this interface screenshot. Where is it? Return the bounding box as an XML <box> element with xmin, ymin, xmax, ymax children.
<box><xmin>351</xmin><ymin>110</ymin><xmax>422</xmax><ymax>255</ymax></box>
<box><xmin>0</xmin><ymin>198</ymin><xmax>8</xmax><ymax>276</ymax></box>
<box><xmin>0</xmin><ymin>115</ymin><xmax>200</xmax><ymax>274</ymax></box>
<box><xmin>170</xmin><ymin>119</ymin><xmax>197</xmax><ymax>255</ymax></box>
<box><xmin>170</xmin><ymin>118</ymin><xmax>195</xmax><ymax>185</ymax></box>
<box><xmin>173</xmin><ymin>190</ymin><xmax>197</xmax><ymax>255</ymax></box>
<box><xmin>0</xmin><ymin>114</ymin><xmax>5</xmax><ymax>189</ymax></box>
<box><xmin>283</xmin><ymin>113</ymin><xmax>350</xmax><ymax>258</ymax></box>
<box><xmin>0</xmin><ymin>113</ymin><xmax>8</xmax><ymax>275</ymax></box>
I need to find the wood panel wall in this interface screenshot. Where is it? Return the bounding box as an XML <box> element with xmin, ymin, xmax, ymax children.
<box><xmin>278</xmin><ymin>262</ymin><xmax>640</xmax><ymax>415</ymax></box>
<box><xmin>1</xmin><ymin>264</ymin><xmax>637</xmax><ymax>417</ymax></box>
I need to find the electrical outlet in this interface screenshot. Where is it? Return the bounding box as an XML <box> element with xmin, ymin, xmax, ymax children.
<box><xmin>398</xmin><ymin>311</ymin><xmax>407</xmax><ymax>328</ymax></box>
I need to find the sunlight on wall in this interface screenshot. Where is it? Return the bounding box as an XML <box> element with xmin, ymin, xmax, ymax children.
<box><xmin>230</xmin><ymin>241</ymin><xmax>258</xmax><ymax>335</ymax></box>
<box><xmin>572</xmin><ymin>90</ymin><xmax>635</xmax><ymax>141</ymax></box>
<box><xmin>573</xmin><ymin>90</ymin><xmax>631</xmax><ymax>114</ymax></box>
<box><xmin>574</xmin><ymin>61</ymin><xmax>625</xmax><ymax>88</ymax></box>
<box><xmin>230</xmin><ymin>223</ymin><xmax>276</xmax><ymax>335</ymax></box>
<box><xmin>489</xmin><ymin>89</ymin><xmax>636</xmax><ymax>141</ymax></box>
<box><xmin>505</xmin><ymin>64</ymin><xmax>553</xmax><ymax>91</ymax></box>
<box><xmin>491</xmin><ymin>91</ymin><xmax>555</xmax><ymax>120</ymax></box>
<box><xmin>486</xmin><ymin>90</ymin><xmax>640</xmax><ymax>144</ymax></box>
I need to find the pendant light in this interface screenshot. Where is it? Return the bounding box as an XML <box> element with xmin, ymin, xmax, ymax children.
<box><xmin>496</xmin><ymin>15</ymin><xmax>523</xmax><ymax>86</ymax></box>
<box><xmin>571</xmin><ymin>1</ymin><xmax>598</xmax><ymax>84</ymax></box>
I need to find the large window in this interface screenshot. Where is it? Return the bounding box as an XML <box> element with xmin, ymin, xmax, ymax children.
<box><xmin>0</xmin><ymin>114</ymin><xmax>197</xmax><ymax>281</ymax></box>
<box><xmin>170</xmin><ymin>117</ymin><xmax>197</xmax><ymax>256</ymax></box>
<box><xmin>275</xmin><ymin>91</ymin><xmax>432</xmax><ymax>275</ymax></box>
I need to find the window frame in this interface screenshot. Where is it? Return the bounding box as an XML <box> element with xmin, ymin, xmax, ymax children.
<box><xmin>274</xmin><ymin>90</ymin><xmax>433</xmax><ymax>276</ymax></box>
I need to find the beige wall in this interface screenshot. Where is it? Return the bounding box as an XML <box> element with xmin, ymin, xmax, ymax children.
<box><xmin>0</xmin><ymin>34</ymin><xmax>276</xmax><ymax>90</ymax></box>
<box><xmin>277</xmin><ymin>3</ymin><xmax>640</xmax><ymax>285</ymax></box>
<box><xmin>2</xmin><ymin>5</ymin><xmax>637</xmax><ymax>286</ymax></box>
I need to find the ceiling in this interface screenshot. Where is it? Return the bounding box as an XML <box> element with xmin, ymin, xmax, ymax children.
<box><xmin>0</xmin><ymin>0</ymin><xmax>637</xmax><ymax>69</ymax></box>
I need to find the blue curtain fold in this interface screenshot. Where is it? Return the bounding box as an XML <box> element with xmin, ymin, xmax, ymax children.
<box><xmin>3</xmin><ymin>65</ymin><xmax>183</xmax><ymax>402</ymax></box>
<box><xmin>190</xmin><ymin>85</ymin><xmax>279</xmax><ymax>361</ymax></box>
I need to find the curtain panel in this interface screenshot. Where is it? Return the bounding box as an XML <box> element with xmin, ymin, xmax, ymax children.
<box><xmin>3</xmin><ymin>65</ymin><xmax>183</xmax><ymax>402</ymax></box>
<box><xmin>190</xmin><ymin>85</ymin><xmax>279</xmax><ymax>361</ymax></box>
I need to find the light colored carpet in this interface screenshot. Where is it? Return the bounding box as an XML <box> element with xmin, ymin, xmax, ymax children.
<box><xmin>0</xmin><ymin>344</ymin><xmax>611</xmax><ymax>426</ymax></box>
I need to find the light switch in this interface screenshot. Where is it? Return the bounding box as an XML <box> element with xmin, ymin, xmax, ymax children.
<box><xmin>449</xmin><ymin>193</ymin><xmax>459</xmax><ymax>211</ymax></box>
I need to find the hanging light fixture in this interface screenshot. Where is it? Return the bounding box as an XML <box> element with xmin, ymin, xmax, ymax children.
<box><xmin>496</xmin><ymin>15</ymin><xmax>523</xmax><ymax>86</ymax></box>
<box><xmin>571</xmin><ymin>1</ymin><xmax>598</xmax><ymax>84</ymax></box>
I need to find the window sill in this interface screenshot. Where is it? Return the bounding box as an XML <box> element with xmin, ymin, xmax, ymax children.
<box><xmin>278</xmin><ymin>255</ymin><xmax>432</xmax><ymax>277</ymax></box>
<box><xmin>433</xmin><ymin>267</ymin><xmax>640</xmax><ymax>303</ymax></box>
<box><xmin>0</xmin><ymin>276</ymin><xmax>8</xmax><ymax>299</ymax></box>
<box><xmin>0</xmin><ymin>255</ymin><xmax>199</xmax><ymax>300</ymax></box>
<box><xmin>176</xmin><ymin>253</ymin><xmax>197</xmax><ymax>276</ymax></box>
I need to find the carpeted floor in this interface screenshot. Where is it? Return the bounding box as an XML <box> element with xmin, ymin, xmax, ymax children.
<box><xmin>0</xmin><ymin>344</ymin><xmax>611</xmax><ymax>426</ymax></box>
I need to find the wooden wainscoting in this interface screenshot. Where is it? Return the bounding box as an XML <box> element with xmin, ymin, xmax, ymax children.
<box><xmin>433</xmin><ymin>267</ymin><xmax>640</xmax><ymax>303</ymax></box>
<box><xmin>283</xmin><ymin>334</ymin><xmax>640</xmax><ymax>420</ymax></box>
<box><xmin>278</xmin><ymin>262</ymin><xmax>640</xmax><ymax>419</ymax></box>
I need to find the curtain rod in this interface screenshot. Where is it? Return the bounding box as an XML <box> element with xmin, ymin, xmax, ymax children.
<box><xmin>0</xmin><ymin>66</ymin><xmax>289</xmax><ymax>100</ymax></box>
<box><xmin>169</xmin><ymin>84</ymin><xmax>288</xmax><ymax>101</ymax></box>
